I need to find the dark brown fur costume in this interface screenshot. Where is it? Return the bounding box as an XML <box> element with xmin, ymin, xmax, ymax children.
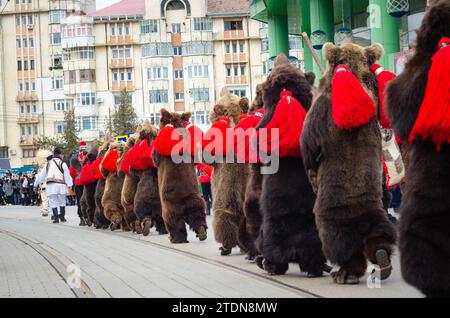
<box><xmin>301</xmin><ymin>43</ymin><xmax>396</xmax><ymax>284</ymax></box>
<box><xmin>80</xmin><ymin>146</ymin><xmax>98</xmax><ymax>226</ymax></box>
<box><xmin>208</xmin><ymin>92</ymin><xmax>249</xmax><ymax>255</ymax></box>
<box><xmin>254</xmin><ymin>56</ymin><xmax>327</xmax><ymax>276</ymax></box>
<box><xmin>152</xmin><ymin>109</ymin><xmax>207</xmax><ymax>243</ymax></box>
<box><xmin>385</xmin><ymin>0</ymin><xmax>450</xmax><ymax>297</ymax></box>
<box><xmin>130</xmin><ymin>123</ymin><xmax>166</xmax><ymax>236</ymax></box>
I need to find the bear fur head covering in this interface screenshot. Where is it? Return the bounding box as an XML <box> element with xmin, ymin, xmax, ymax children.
<box><xmin>408</xmin><ymin>37</ymin><xmax>450</xmax><ymax>150</ymax></box>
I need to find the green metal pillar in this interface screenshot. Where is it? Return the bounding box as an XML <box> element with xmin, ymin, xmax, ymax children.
<box><xmin>369</xmin><ymin>0</ymin><xmax>400</xmax><ymax>71</ymax></box>
<box><xmin>309</xmin><ymin>0</ymin><xmax>334</xmax><ymax>79</ymax></box>
<box><xmin>301</xmin><ymin>0</ymin><xmax>313</xmax><ymax>72</ymax></box>
<box><xmin>267</xmin><ymin>0</ymin><xmax>289</xmax><ymax>58</ymax></box>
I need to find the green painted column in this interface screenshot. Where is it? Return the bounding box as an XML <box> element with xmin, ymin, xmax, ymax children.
<box><xmin>267</xmin><ymin>0</ymin><xmax>289</xmax><ymax>57</ymax></box>
<box><xmin>309</xmin><ymin>0</ymin><xmax>334</xmax><ymax>79</ymax></box>
<box><xmin>369</xmin><ymin>0</ymin><xmax>400</xmax><ymax>71</ymax></box>
<box><xmin>301</xmin><ymin>0</ymin><xmax>313</xmax><ymax>72</ymax></box>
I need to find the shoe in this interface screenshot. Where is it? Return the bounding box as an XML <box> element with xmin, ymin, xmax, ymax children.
<box><xmin>59</xmin><ymin>207</ymin><xmax>66</xmax><ymax>222</ymax></box>
<box><xmin>373</xmin><ymin>249</ymin><xmax>392</xmax><ymax>281</ymax></box>
<box><xmin>53</xmin><ymin>218</ymin><xmax>59</xmax><ymax>224</ymax></box>
<box><xmin>42</xmin><ymin>213</ymin><xmax>48</xmax><ymax>217</ymax></box>
<box><xmin>60</xmin><ymin>216</ymin><xmax>67</xmax><ymax>222</ymax></box>
<box><xmin>79</xmin><ymin>218</ymin><xmax>87</xmax><ymax>226</ymax></box>
<box><xmin>195</xmin><ymin>226</ymin><xmax>207</xmax><ymax>241</ymax></box>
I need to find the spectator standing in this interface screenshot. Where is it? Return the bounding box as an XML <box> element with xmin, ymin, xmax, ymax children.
<box><xmin>197</xmin><ymin>163</ymin><xmax>213</xmax><ymax>215</ymax></box>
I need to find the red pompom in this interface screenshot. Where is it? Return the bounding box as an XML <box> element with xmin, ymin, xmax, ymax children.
<box><xmin>120</xmin><ymin>148</ymin><xmax>133</xmax><ymax>174</ymax></box>
<box><xmin>409</xmin><ymin>37</ymin><xmax>450</xmax><ymax>150</ymax></box>
<box><xmin>202</xmin><ymin>116</ymin><xmax>231</xmax><ymax>156</ymax></box>
<box><xmin>129</xmin><ymin>139</ymin><xmax>156</xmax><ymax>170</ymax></box>
<box><xmin>101</xmin><ymin>149</ymin><xmax>119</xmax><ymax>173</ymax></box>
<box><xmin>183</xmin><ymin>122</ymin><xmax>204</xmax><ymax>155</ymax></box>
<box><xmin>258</xmin><ymin>91</ymin><xmax>306</xmax><ymax>158</ymax></box>
<box><xmin>153</xmin><ymin>125</ymin><xmax>184</xmax><ymax>156</ymax></box>
<box><xmin>79</xmin><ymin>161</ymin><xmax>96</xmax><ymax>185</ymax></box>
<box><xmin>371</xmin><ymin>64</ymin><xmax>397</xmax><ymax>128</ymax></box>
<box><xmin>234</xmin><ymin>108</ymin><xmax>265</xmax><ymax>163</ymax></box>
<box><xmin>332</xmin><ymin>64</ymin><xmax>376</xmax><ymax>129</ymax></box>
<box><xmin>92</xmin><ymin>156</ymin><xmax>105</xmax><ymax>180</ymax></box>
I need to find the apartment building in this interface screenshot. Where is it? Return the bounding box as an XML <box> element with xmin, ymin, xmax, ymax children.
<box><xmin>0</xmin><ymin>0</ymin><xmax>306</xmax><ymax>168</ymax></box>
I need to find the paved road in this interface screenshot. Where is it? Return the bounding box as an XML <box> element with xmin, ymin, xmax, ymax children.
<box><xmin>0</xmin><ymin>205</ymin><xmax>423</xmax><ymax>298</ymax></box>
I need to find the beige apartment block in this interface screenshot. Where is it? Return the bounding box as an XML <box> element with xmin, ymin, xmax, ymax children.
<box><xmin>0</xmin><ymin>0</ymin><xmax>306</xmax><ymax>168</ymax></box>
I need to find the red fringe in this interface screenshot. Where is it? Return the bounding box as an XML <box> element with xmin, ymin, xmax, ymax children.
<box><xmin>92</xmin><ymin>156</ymin><xmax>105</xmax><ymax>180</ymax></box>
<box><xmin>259</xmin><ymin>90</ymin><xmax>306</xmax><ymax>158</ymax></box>
<box><xmin>153</xmin><ymin>125</ymin><xmax>183</xmax><ymax>156</ymax></box>
<box><xmin>371</xmin><ymin>64</ymin><xmax>397</xmax><ymax>128</ymax></box>
<box><xmin>234</xmin><ymin>108</ymin><xmax>265</xmax><ymax>162</ymax></box>
<box><xmin>129</xmin><ymin>139</ymin><xmax>156</xmax><ymax>170</ymax></box>
<box><xmin>409</xmin><ymin>37</ymin><xmax>450</xmax><ymax>150</ymax></box>
<box><xmin>332</xmin><ymin>64</ymin><xmax>376</xmax><ymax>129</ymax></box>
<box><xmin>101</xmin><ymin>149</ymin><xmax>119</xmax><ymax>173</ymax></box>
<box><xmin>184</xmin><ymin>122</ymin><xmax>204</xmax><ymax>156</ymax></box>
<box><xmin>202</xmin><ymin>116</ymin><xmax>231</xmax><ymax>156</ymax></box>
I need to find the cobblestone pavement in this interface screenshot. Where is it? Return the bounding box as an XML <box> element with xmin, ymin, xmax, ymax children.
<box><xmin>0</xmin><ymin>205</ymin><xmax>423</xmax><ymax>298</ymax></box>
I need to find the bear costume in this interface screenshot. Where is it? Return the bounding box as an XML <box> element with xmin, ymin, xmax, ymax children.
<box><xmin>301</xmin><ymin>43</ymin><xmax>396</xmax><ymax>284</ymax></box>
<box><xmin>92</xmin><ymin>139</ymin><xmax>113</xmax><ymax>229</ymax></box>
<box><xmin>203</xmin><ymin>91</ymin><xmax>249</xmax><ymax>255</ymax></box>
<box><xmin>127</xmin><ymin>122</ymin><xmax>166</xmax><ymax>236</ymax></box>
<box><xmin>101</xmin><ymin>141</ymin><xmax>129</xmax><ymax>231</ymax></box>
<box><xmin>385</xmin><ymin>0</ymin><xmax>450</xmax><ymax>297</ymax></box>
<box><xmin>79</xmin><ymin>146</ymin><xmax>98</xmax><ymax>227</ymax></box>
<box><xmin>254</xmin><ymin>55</ymin><xmax>328</xmax><ymax>277</ymax></box>
<box><xmin>152</xmin><ymin>109</ymin><xmax>207</xmax><ymax>244</ymax></box>
<box><xmin>119</xmin><ymin>132</ymin><xmax>141</xmax><ymax>233</ymax></box>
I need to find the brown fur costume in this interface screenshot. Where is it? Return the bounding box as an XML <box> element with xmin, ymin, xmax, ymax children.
<box><xmin>93</xmin><ymin>139</ymin><xmax>113</xmax><ymax>229</ymax></box>
<box><xmin>301</xmin><ymin>43</ymin><xmax>396</xmax><ymax>284</ymax></box>
<box><xmin>152</xmin><ymin>109</ymin><xmax>207</xmax><ymax>244</ymax></box>
<box><xmin>101</xmin><ymin>142</ymin><xmax>129</xmax><ymax>231</ymax></box>
<box><xmin>207</xmin><ymin>92</ymin><xmax>249</xmax><ymax>255</ymax></box>
<box><xmin>249</xmin><ymin>84</ymin><xmax>263</xmax><ymax>114</ymax></box>
<box><xmin>80</xmin><ymin>146</ymin><xmax>98</xmax><ymax>226</ymax></box>
<box><xmin>128</xmin><ymin>122</ymin><xmax>166</xmax><ymax>236</ymax></box>
<box><xmin>254</xmin><ymin>55</ymin><xmax>327</xmax><ymax>277</ymax></box>
<box><xmin>385</xmin><ymin>0</ymin><xmax>450</xmax><ymax>297</ymax></box>
<box><xmin>119</xmin><ymin>132</ymin><xmax>141</xmax><ymax>233</ymax></box>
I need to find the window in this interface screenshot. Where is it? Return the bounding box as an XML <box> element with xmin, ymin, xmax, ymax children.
<box><xmin>140</xmin><ymin>19</ymin><xmax>158</xmax><ymax>34</ymax></box>
<box><xmin>190</xmin><ymin>88</ymin><xmax>209</xmax><ymax>102</ymax></box>
<box><xmin>147</xmin><ymin>67</ymin><xmax>168</xmax><ymax>80</ymax></box>
<box><xmin>49</xmin><ymin>10</ymin><xmax>66</xmax><ymax>24</ymax></box>
<box><xmin>33</xmin><ymin>125</ymin><xmax>38</xmax><ymax>135</ymax></box>
<box><xmin>111</xmin><ymin>26</ymin><xmax>115</xmax><ymax>36</ymax></box>
<box><xmin>29</xmin><ymin>38</ymin><xmax>34</xmax><ymax>47</ymax></box>
<box><xmin>27</xmin><ymin>15</ymin><xmax>33</xmax><ymax>25</ymax></box>
<box><xmin>174</xmin><ymin>69</ymin><xmax>183</xmax><ymax>79</ymax></box>
<box><xmin>226</xmin><ymin>67</ymin><xmax>231</xmax><ymax>77</ymax></box>
<box><xmin>234</xmin><ymin>66</ymin><xmax>238</xmax><ymax>76</ymax></box>
<box><xmin>149</xmin><ymin>112</ymin><xmax>161</xmax><ymax>126</ymax></box>
<box><xmin>16</xmin><ymin>17</ymin><xmax>21</xmax><ymax>26</ymax></box>
<box><xmin>191</xmin><ymin>111</ymin><xmax>208</xmax><ymax>125</ymax></box>
<box><xmin>149</xmin><ymin>90</ymin><xmax>169</xmax><ymax>104</ymax></box>
<box><xmin>141</xmin><ymin>43</ymin><xmax>173</xmax><ymax>57</ymax></box>
<box><xmin>172</xmin><ymin>23</ymin><xmax>181</xmax><ymax>33</ymax></box>
<box><xmin>55</xmin><ymin>121</ymin><xmax>66</xmax><ymax>134</ymax></box>
<box><xmin>52</xmin><ymin>77</ymin><xmax>63</xmax><ymax>89</ymax></box>
<box><xmin>120</xmin><ymin>72</ymin><xmax>125</xmax><ymax>81</ymax></box>
<box><xmin>289</xmin><ymin>36</ymin><xmax>302</xmax><ymax>50</ymax></box>
<box><xmin>30</xmin><ymin>60</ymin><xmax>35</xmax><ymax>70</ymax></box>
<box><xmin>23</xmin><ymin>149</ymin><xmax>36</xmax><ymax>158</ymax></box>
<box><xmin>224</xmin><ymin>20</ymin><xmax>243</xmax><ymax>31</ymax></box>
<box><xmin>239</xmin><ymin>42</ymin><xmax>245</xmax><ymax>53</ymax></box>
<box><xmin>183</xmin><ymin>41</ymin><xmax>213</xmax><ymax>55</ymax></box>
<box><xmin>187</xmin><ymin>65</ymin><xmax>209</xmax><ymax>78</ymax></box>
<box><xmin>17</xmin><ymin>39</ymin><xmax>21</xmax><ymax>48</ymax></box>
<box><xmin>127</xmin><ymin>71</ymin><xmax>132</xmax><ymax>81</ymax></box>
<box><xmin>175</xmin><ymin>92</ymin><xmax>184</xmax><ymax>101</ymax></box>
<box><xmin>261</xmin><ymin>38</ymin><xmax>269</xmax><ymax>52</ymax></box>
<box><xmin>51</xmin><ymin>54</ymin><xmax>62</xmax><ymax>68</ymax></box>
<box><xmin>114</xmin><ymin>94</ymin><xmax>132</xmax><ymax>106</ymax></box>
<box><xmin>25</xmin><ymin>82</ymin><xmax>30</xmax><ymax>91</ymax></box>
<box><xmin>125</xmin><ymin>25</ymin><xmax>130</xmax><ymax>35</ymax></box>
<box><xmin>79</xmin><ymin>48</ymin><xmax>94</xmax><ymax>59</ymax></box>
<box><xmin>23</xmin><ymin>60</ymin><xmax>28</xmax><ymax>70</ymax></box>
<box><xmin>232</xmin><ymin>43</ymin><xmax>237</xmax><ymax>53</ymax></box>
<box><xmin>53</xmin><ymin>100</ymin><xmax>70</xmax><ymax>111</ymax></box>
<box><xmin>229</xmin><ymin>89</ymin><xmax>246</xmax><ymax>97</ymax></box>
<box><xmin>76</xmin><ymin>116</ymin><xmax>97</xmax><ymax>130</ymax></box>
<box><xmin>240</xmin><ymin>66</ymin><xmax>245</xmax><ymax>76</ymax></box>
<box><xmin>20</xmin><ymin>127</ymin><xmax>25</xmax><ymax>136</ymax></box>
<box><xmin>17</xmin><ymin>60</ymin><xmax>22</xmax><ymax>71</ymax></box>
<box><xmin>80</xmin><ymin>70</ymin><xmax>89</xmax><ymax>82</ymax></box>
<box><xmin>173</xmin><ymin>47</ymin><xmax>182</xmax><ymax>56</ymax></box>
<box><xmin>225</xmin><ymin>43</ymin><xmax>230</xmax><ymax>54</ymax></box>
<box><xmin>193</xmin><ymin>17</ymin><xmax>212</xmax><ymax>31</ymax></box>
<box><xmin>50</xmin><ymin>32</ymin><xmax>61</xmax><ymax>45</ymax></box>
<box><xmin>32</xmin><ymin>104</ymin><xmax>37</xmax><ymax>112</ymax></box>
<box><xmin>111</xmin><ymin>46</ymin><xmax>131</xmax><ymax>59</ymax></box>
<box><xmin>31</xmin><ymin>82</ymin><xmax>35</xmax><ymax>91</ymax></box>
<box><xmin>76</xmin><ymin>93</ymin><xmax>96</xmax><ymax>106</ymax></box>
<box><xmin>18</xmin><ymin>83</ymin><xmax>23</xmax><ymax>91</ymax></box>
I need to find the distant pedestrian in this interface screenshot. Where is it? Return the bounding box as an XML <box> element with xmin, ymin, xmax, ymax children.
<box><xmin>35</xmin><ymin>148</ymin><xmax>73</xmax><ymax>223</ymax></box>
<box><xmin>197</xmin><ymin>163</ymin><xmax>213</xmax><ymax>215</ymax></box>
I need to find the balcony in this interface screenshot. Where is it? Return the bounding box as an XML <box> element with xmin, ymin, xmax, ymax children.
<box><xmin>18</xmin><ymin>113</ymin><xmax>40</xmax><ymax>124</ymax></box>
<box><xmin>109</xmin><ymin>58</ymin><xmax>133</xmax><ymax>69</ymax></box>
<box><xmin>16</xmin><ymin>92</ymin><xmax>38</xmax><ymax>102</ymax></box>
<box><xmin>19</xmin><ymin>136</ymin><xmax>36</xmax><ymax>147</ymax></box>
<box><xmin>224</xmin><ymin>53</ymin><xmax>247</xmax><ymax>64</ymax></box>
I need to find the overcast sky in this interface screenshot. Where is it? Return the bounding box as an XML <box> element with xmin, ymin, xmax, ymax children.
<box><xmin>96</xmin><ymin>0</ymin><xmax>121</xmax><ymax>10</ymax></box>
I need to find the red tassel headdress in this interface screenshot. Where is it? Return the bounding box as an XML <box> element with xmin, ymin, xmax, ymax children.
<box><xmin>234</xmin><ymin>108</ymin><xmax>265</xmax><ymax>163</ymax></box>
<box><xmin>183</xmin><ymin>122</ymin><xmax>204</xmax><ymax>155</ymax></box>
<box><xmin>153</xmin><ymin>124</ymin><xmax>184</xmax><ymax>156</ymax></box>
<box><xmin>409</xmin><ymin>37</ymin><xmax>450</xmax><ymax>150</ymax></box>
<box><xmin>101</xmin><ymin>149</ymin><xmax>119</xmax><ymax>173</ymax></box>
<box><xmin>259</xmin><ymin>90</ymin><xmax>306</xmax><ymax>158</ymax></box>
<box><xmin>371</xmin><ymin>64</ymin><xmax>397</xmax><ymax>129</ymax></box>
<box><xmin>202</xmin><ymin>116</ymin><xmax>232</xmax><ymax>156</ymax></box>
<box><xmin>92</xmin><ymin>156</ymin><xmax>105</xmax><ymax>180</ymax></box>
<box><xmin>331</xmin><ymin>64</ymin><xmax>376</xmax><ymax>129</ymax></box>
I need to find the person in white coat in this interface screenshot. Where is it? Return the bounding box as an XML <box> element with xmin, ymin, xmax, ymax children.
<box><xmin>35</xmin><ymin>148</ymin><xmax>73</xmax><ymax>223</ymax></box>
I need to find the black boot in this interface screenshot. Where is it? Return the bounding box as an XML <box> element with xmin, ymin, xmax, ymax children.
<box><xmin>59</xmin><ymin>206</ymin><xmax>67</xmax><ymax>222</ymax></box>
<box><xmin>52</xmin><ymin>208</ymin><xmax>59</xmax><ymax>223</ymax></box>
